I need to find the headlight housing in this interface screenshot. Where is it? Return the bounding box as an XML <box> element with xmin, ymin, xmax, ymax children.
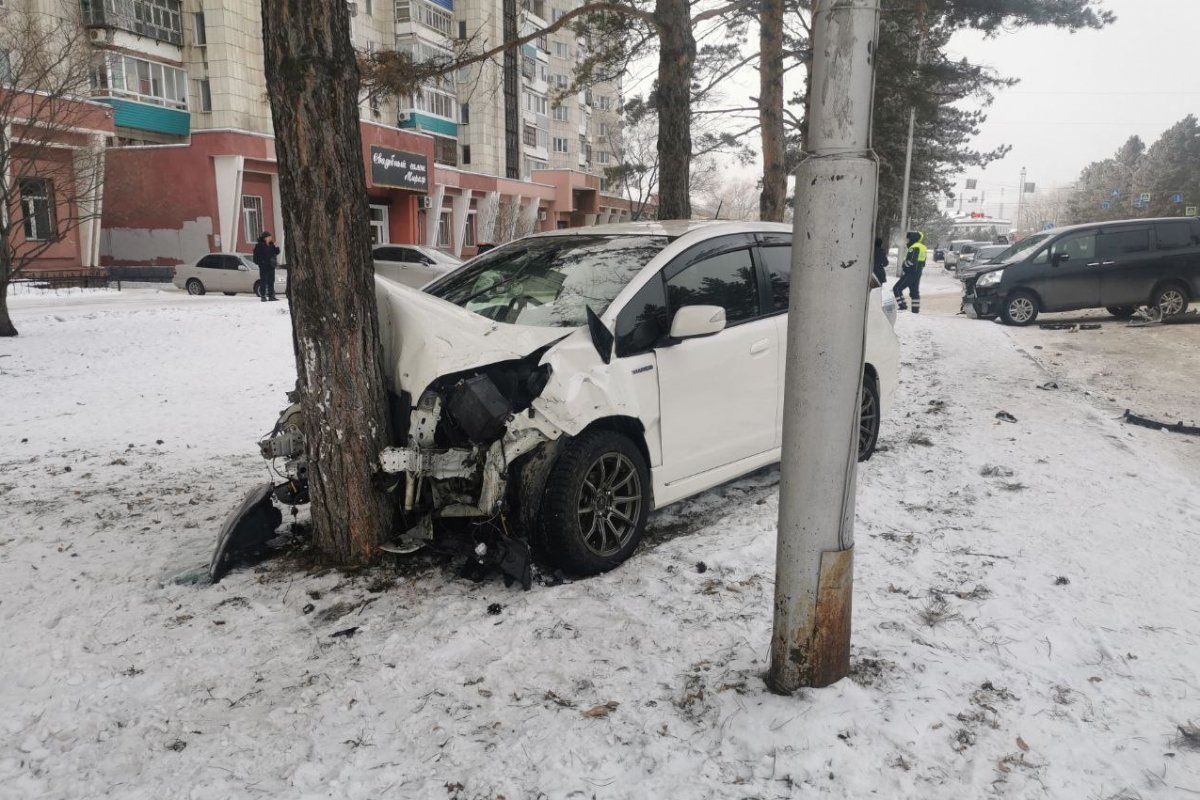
<box><xmin>976</xmin><ymin>269</ymin><xmax>1004</xmax><ymax>288</ymax></box>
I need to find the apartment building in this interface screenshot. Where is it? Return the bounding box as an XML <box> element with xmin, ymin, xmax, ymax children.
<box><xmin>67</xmin><ymin>0</ymin><xmax>632</xmax><ymax>270</ymax></box>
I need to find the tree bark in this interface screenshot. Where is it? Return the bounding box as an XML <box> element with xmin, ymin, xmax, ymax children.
<box><xmin>758</xmin><ymin>0</ymin><xmax>785</xmax><ymax>221</ymax></box>
<box><xmin>261</xmin><ymin>0</ymin><xmax>395</xmax><ymax>564</ymax></box>
<box><xmin>0</xmin><ymin>273</ymin><xmax>16</xmax><ymax>337</ymax></box>
<box><xmin>653</xmin><ymin>0</ymin><xmax>696</xmax><ymax>220</ymax></box>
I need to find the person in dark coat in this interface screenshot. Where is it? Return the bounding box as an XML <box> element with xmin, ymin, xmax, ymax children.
<box><xmin>873</xmin><ymin>238</ymin><xmax>889</xmax><ymax>285</ymax></box>
<box><xmin>252</xmin><ymin>231</ymin><xmax>280</xmax><ymax>301</ymax></box>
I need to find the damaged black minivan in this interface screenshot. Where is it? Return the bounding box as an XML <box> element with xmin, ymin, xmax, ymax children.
<box><xmin>962</xmin><ymin>217</ymin><xmax>1200</xmax><ymax>325</ymax></box>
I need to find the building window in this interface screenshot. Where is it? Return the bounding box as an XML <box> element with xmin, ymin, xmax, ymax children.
<box><xmin>460</xmin><ymin>102</ymin><xmax>469</xmax><ymax>124</ymax></box>
<box><xmin>462</xmin><ymin>145</ymin><xmax>471</xmax><ymax>165</ymax></box>
<box><xmin>553</xmin><ymin>137</ymin><xmax>568</xmax><ymax>153</ymax></box>
<box><xmin>242</xmin><ymin>195</ymin><xmax>264</xmax><ymax>243</ymax></box>
<box><xmin>437</xmin><ymin>211</ymin><xmax>452</xmax><ymax>248</ymax></box>
<box><xmin>598</xmin><ymin>151</ymin><xmax>610</xmax><ymax>164</ymax></box>
<box><xmin>553</xmin><ymin>104</ymin><xmax>568</xmax><ymax>122</ymax></box>
<box><xmin>457</xmin><ymin>20</ymin><xmax>467</xmax><ymax>39</ymax></box>
<box><xmin>192</xmin><ymin>12</ymin><xmax>206</xmax><ymax>45</ymax></box>
<box><xmin>196</xmin><ymin>78</ymin><xmax>212</xmax><ymax>111</ymax></box>
<box><xmin>93</xmin><ymin>53</ymin><xmax>188</xmax><ymax>110</ymax></box>
<box><xmin>20</xmin><ymin>179</ymin><xmax>55</xmax><ymax>241</ymax></box>
<box><xmin>395</xmin><ymin>0</ymin><xmax>410</xmax><ymax>21</ymax></box>
<box><xmin>463</xmin><ymin>214</ymin><xmax>477</xmax><ymax>246</ymax></box>
<box><xmin>521</xmin><ymin>0</ymin><xmax>546</xmax><ymax>18</ymax></box>
<box><xmin>434</xmin><ymin>135</ymin><xmax>457</xmax><ymax>166</ymax></box>
<box><xmin>523</xmin><ymin>124</ymin><xmax>538</xmax><ymax>148</ymax></box>
<box><xmin>523</xmin><ymin>91</ymin><xmax>547</xmax><ymax>115</ymax></box>
<box><xmin>553</xmin><ymin>41</ymin><xmax>570</xmax><ymax>59</ymax></box>
<box><xmin>365</xmin><ymin>0</ymin><xmax>373</xmax><ymax>14</ymax></box>
<box><xmin>551</xmin><ymin>8</ymin><xmax>566</xmax><ymax>21</ymax></box>
<box><xmin>0</xmin><ymin>48</ymin><xmax>11</xmax><ymax>85</ymax></box>
<box><xmin>536</xmin><ymin>35</ymin><xmax>548</xmax><ymax>52</ymax></box>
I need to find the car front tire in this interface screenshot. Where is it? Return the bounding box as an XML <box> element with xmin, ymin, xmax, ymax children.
<box><xmin>1000</xmin><ymin>291</ymin><xmax>1038</xmax><ymax>326</ymax></box>
<box><xmin>186</xmin><ymin>279</ymin><xmax>206</xmax><ymax>296</ymax></box>
<box><xmin>1152</xmin><ymin>283</ymin><xmax>1189</xmax><ymax>317</ymax></box>
<box><xmin>539</xmin><ymin>430</ymin><xmax>650</xmax><ymax>575</ymax></box>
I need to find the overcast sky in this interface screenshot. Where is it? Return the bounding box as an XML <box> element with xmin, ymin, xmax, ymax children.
<box><xmin>944</xmin><ymin>0</ymin><xmax>1200</xmax><ymax>216</ymax></box>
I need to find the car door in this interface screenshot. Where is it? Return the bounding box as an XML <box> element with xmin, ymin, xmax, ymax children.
<box><xmin>754</xmin><ymin>240</ymin><xmax>793</xmax><ymax>448</ymax></box>
<box><xmin>1097</xmin><ymin>226</ymin><xmax>1152</xmax><ymax>307</ymax></box>
<box><xmin>1030</xmin><ymin>230</ymin><xmax>1099</xmax><ymax>311</ymax></box>
<box><xmin>195</xmin><ymin>254</ymin><xmax>226</xmax><ymax>291</ymax></box>
<box><xmin>653</xmin><ymin>237</ymin><xmax>779</xmax><ymax>485</ymax></box>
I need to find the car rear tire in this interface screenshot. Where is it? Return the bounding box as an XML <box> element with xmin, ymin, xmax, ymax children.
<box><xmin>858</xmin><ymin>377</ymin><xmax>881</xmax><ymax>462</ymax></box>
<box><xmin>1152</xmin><ymin>283</ymin><xmax>1189</xmax><ymax>317</ymax></box>
<box><xmin>1000</xmin><ymin>291</ymin><xmax>1038</xmax><ymax>326</ymax></box>
<box><xmin>1106</xmin><ymin>306</ymin><xmax>1135</xmax><ymax>318</ymax></box>
<box><xmin>539</xmin><ymin>430</ymin><xmax>650</xmax><ymax>575</ymax></box>
<box><xmin>186</xmin><ymin>279</ymin><xmax>206</xmax><ymax>296</ymax></box>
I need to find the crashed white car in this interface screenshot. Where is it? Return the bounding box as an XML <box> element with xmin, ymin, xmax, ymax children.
<box><xmin>254</xmin><ymin>221</ymin><xmax>899</xmax><ymax>578</ymax></box>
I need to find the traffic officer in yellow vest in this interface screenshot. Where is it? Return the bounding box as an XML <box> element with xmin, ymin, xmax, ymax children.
<box><xmin>892</xmin><ymin>230</ymin><xmax>928</xmax><ymax>313</ymax></box>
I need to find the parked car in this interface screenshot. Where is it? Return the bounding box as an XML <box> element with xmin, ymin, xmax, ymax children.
<box><xmin>962</xmin><ymin>217</ymin><xmax>1200</xmax><ymax>325</ymax></box>
<box><xmin>372</xmin><ymin>244</ymin><xmax>462</xmax><ymax>289</ymax></box>
<box><xmin>173</xmin><ymin>253</ymin><xmax>287</xmax><ymax>297</ymax></box>
<box><xmin>256</xmin><ymin>222</ymin><xmax>901</xmax><ymax>576</ymax></box>
<box><xmin>961</xmin><ymin>244</ymin><xmax>1009</xmax><ymax>272</ymax></box>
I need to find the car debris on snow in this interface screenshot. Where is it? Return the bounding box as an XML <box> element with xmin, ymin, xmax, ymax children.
<box><xmin>995</xmin><ymin>411</ymin><xmax>1018</xmax><ymax>423</ymax></box>
<box><xmin>1121</xmin><ymin>410</ymin><xmax>1200</xmax><ymax>436</ymax></box>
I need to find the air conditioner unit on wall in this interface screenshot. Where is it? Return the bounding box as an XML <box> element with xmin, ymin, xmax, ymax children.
<box><xmin>419</xmin><ymin>196</ymin><xmax>433</xmax><ymax>209</ymax></box>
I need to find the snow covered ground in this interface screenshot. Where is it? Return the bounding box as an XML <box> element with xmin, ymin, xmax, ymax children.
<box><xmin>2</xmin><ymin>282</ymin><xmax>1198</xmax><ymax>800</ymax></box>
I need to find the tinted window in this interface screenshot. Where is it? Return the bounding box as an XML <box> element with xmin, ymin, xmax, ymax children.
<box><xmin>197</xmin><ymin>255</ymin><xmax>221</xmax><ymax>269</ymax></box>
<box><xmin>1098</xmin><ymin>229</ymin><xmax>1149</xmax><ymax>259</ymax></box>
<box><xmin>615</xmin><ymin>274</ymin><xmax>669</xmax><ymax>357</ymax></box>
<box><xmin>221</xmin><ymin>255</ymin><xmax>242</xmax><ymax>270</ymax></box>
<box><xmin>1155</xmin><ymin>222</ymin><xmax>1194</xmax><ymax>251</ymax></box>
<box><xmin>666</xmin><ymin>249</ymin><xmax>759</xmax><ymax>324</ymax></box>
<box><xmin>758</xmin><ymin>246</ymin><xmax>791</xmax><ymax>311</ymax></box>
<box><xmin>1045</xmin><ymin>232</ymin><xmax>1096</xmax><ymax>263</ymax></box>
<box><xmin>375</xmin><ymin>247</ymin><xmax>404</xmax><ymax>261</ymax></box>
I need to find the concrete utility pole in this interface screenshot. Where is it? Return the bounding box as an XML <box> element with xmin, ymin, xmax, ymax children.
<box><xmin>767</xmin><ymin>0</ymin><xmax>880</xmax><ymax>693</ymax></box>
<box><xmin>1015</xmin><ymin>166</ymin><xmax>1027</xmax><ymax>236</ymax></box>
<box><xmin>895</xmin><ymin>30</ymin><xmax>922</xmax><ymax>276</ymax></box>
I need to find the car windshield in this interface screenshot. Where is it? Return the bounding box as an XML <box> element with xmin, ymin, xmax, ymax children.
<box><xmin>991</xmin><ymin>233</ymin><xmax>1052</xmax><ymax>264</ymax></box>
<box><xmin>976</xmin><ymin>246</ymin><xmax>1007</xmax><ymax>262</ymax></box>
<box><xmin>424</xmin><ymin>248</ymin><xmax>462</xmax><ymax>265</ymax></box>
<box><xmin>427</xmin><ymin>234</ymin><xmax>670</xmax><ymax>327</ymax></box>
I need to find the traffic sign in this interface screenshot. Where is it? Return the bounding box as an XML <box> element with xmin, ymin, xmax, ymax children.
<box><xmin>1188</xmin><ymin>206</ymin><xmax>1199</xmax><ymax>216</ymax></box>
<box><xmin>1111</xmin><ymin>189</ymin><xmax>1121</xmax><ymax>197</ymax></box>
<box><xmin>1171</xmin><ymin>193</ymin><xmax>1184</xmax><ymax>204</ymax></box>
<box><xmin>1139</xmin><ymin>192</ymin><xmax>1152</xmax><ymax>203</ymax></box>
<box><xmin>1101</xmin><ymin>201</ymin><xmax>1112</xmax><ymax>210</ymax></box>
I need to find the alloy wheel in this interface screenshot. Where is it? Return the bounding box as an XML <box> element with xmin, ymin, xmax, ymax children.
<box><xmin>1157</xmin><ymin>288</ymin><xmax>1186</xmax><ymax>317</ymax></box>
<box><xmin>577</xmin><ymin>452</ymin><xmax>643</xmax><ymax>557</ymax></box>
<box><xmin>1007</xmin><ymin>296</ymin><xmax>1035</xmax><ymax>324</ymax></box>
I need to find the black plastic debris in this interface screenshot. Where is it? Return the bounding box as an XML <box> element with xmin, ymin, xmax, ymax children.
<box><xmin>1039</xmin><ymin>322</ymin><xmax>1101</xmax><ymax>331</ymax></box>
<box><xmin>1054</xmin><ymin>576</ymin><xmax>1070</xmax><ymax>586</ymax></box>
<box><xmin>487</xmin><ymin>603</ymin><xmax>503</xmax><ymax>616</ymax></box>
<box><xmin>330</xmin><ymin>626</ymin><xmax>359</xmax><ymax>638</ymax></box>
<box><xmin>302</xmin><ymin>603</ymin><xmax>315</xmax><ymax>614</ymax></box>
<box><xmin>1122</xmin><ymin>410</ymin><xmax>1200</xmax><ymax>436</ymax></box>
<box><xmin>1037</xmin><ymin>382</ymin><xmax>1059</xmax><ymax>391</ymax></box>
<box><xmin>695</xmin><ymin>561</ymin><xmax>708</xmax><ymax>574</ymax></box>
<box><xmin>995</xmin><ymin>411</ymin><xmax>1018</xmax><ymax>423</ymax></box>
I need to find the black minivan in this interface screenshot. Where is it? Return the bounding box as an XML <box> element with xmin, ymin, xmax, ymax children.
<box><xmin>962</xmin><ymin>217</ymin><xmax>1200</xmax><ymax>325</ymax></box>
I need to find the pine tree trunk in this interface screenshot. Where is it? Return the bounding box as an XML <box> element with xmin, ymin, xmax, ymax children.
<box><xmin>758</xmin><ymin>0</ymin><xmax>786</xmax><ymax>222</ymax></box>
<box><xmin>260</xmin><ymin>0</ymin><xmax>395</xmax><ymax>564</ymax></box>
<box><xmin>654</xmin><ymin>0</ymin><xmax>696</xmax><ymax>220</ymax></box>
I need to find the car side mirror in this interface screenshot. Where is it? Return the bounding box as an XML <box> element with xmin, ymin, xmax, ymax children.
<box><xmin>239</xmin><ymin>263</ymin><xmax>250</xmax><ymax>271</ymax></box>
<box><xmin>669</xmin><ymin>305</ymin><xmax>726</xmax><ymax>340</ymax></box>
<box><xmin>1051</xmin><ymin>252</ymin><xmax>1070</xmax><ymax>266</ymax></box>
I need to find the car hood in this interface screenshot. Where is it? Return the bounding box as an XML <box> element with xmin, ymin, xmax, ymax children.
<box><xmin>374</xmin><ymin>274</ymin><xmax>571</xmax><ymax>398</ymax></box>
<box><xmin>959</xmin><ymin>261</ymin><xmax>1010</xmax><ymax>279</ymax></box>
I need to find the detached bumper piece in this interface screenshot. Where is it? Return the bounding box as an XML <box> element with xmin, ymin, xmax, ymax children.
<box><xmin>1122</xmin><ymin>410</ymin><xmax>1200</xmax><ymax>437</ymax></box>
<box><xmin>210</xmin><ymin>482</ymin><xmax>284</xmax><ymax>583</ymax></box>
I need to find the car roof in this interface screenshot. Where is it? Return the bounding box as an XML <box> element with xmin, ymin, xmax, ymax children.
<box><xmin>1036</xmin><ymin>216</ymin><xmax>1198</xmax><ymax>237</ymax></box>
<box><xmin>527</xmin><ymin>220</ymin><xmax>793</xmax><ymax>240</ymax></box>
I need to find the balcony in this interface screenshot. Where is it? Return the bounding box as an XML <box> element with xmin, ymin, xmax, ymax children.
<box><xmin>81</xmin><ymin>0</ymin><xmax>184</xmax><ymax>47</ymax></box>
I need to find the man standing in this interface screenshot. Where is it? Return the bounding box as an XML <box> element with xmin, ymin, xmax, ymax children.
<box><xmin>892</xmin><ymin>230</ymin><xmax>927</xmax><ymax>313</ymax></box>
<box><xmin>873</xmin><ymin>238</ymin><xmax>889</xmax><ymax>285</ymax></box>
<box><xmin>253</xmin><ymin>231</ymin><xmax>280</xmax><ymax>302</ymax></box>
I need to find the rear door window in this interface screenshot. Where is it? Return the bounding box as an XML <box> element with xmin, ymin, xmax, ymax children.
<box><xmin>221</xmin><ymin>255</ymin><xmax>242</xmax><ymax>270</ymax></box>
<box><xmin>757</xmin><ymin>246</ymin><xmax>791</xmax><ymax>312</ymax></box>
<box><xmin>1154</xmin><ymin>222</ymin><xmax>1194</xmax><ymax>251</ymax></box>
<box><xmin>1098</xmin><ymin>229</ymin><xmax>1150</xmax><ymax>259</ymax></box>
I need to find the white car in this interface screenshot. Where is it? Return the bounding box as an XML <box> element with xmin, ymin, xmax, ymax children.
<box><xmin>257</xmin><ymin>222</ymin><xmax>899</xmax><ymax>576</ymax></box>
<box><xmin>372</xmin><ymin>244</ymin><xmax>462</xmax><ymax>289</ymax></box>
<box><xmin>173</xmin><ymin>253</ymin><xmax>287</xmax><ymax>297</ymax></box>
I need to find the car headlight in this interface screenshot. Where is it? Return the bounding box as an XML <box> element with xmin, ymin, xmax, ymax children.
<box><xmin>976</xmin><ymin>269</ymin><xmax>1004</xmax><ymax>288</ymax></box>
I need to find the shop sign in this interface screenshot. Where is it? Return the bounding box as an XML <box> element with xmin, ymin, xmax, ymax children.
<box><xmin>370</xmin><ymin>146</ymin><xmax>429</xmax><ymax>192</ymax></box>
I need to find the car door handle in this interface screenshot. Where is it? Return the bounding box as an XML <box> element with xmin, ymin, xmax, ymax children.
<box><xmin>1101</xmin><ymin>261</ymin><xmax>1115</xmax><ymax>265</ymax></box>
<box><xmin>1086</xmin><ymin>261</ymin><xmax>1102</xmax><ymax>267</ymax></box>
<box><xmin>750</xmin><ymin>338</ymin><xmax>770</xmax><ymax>355</ymax></box>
